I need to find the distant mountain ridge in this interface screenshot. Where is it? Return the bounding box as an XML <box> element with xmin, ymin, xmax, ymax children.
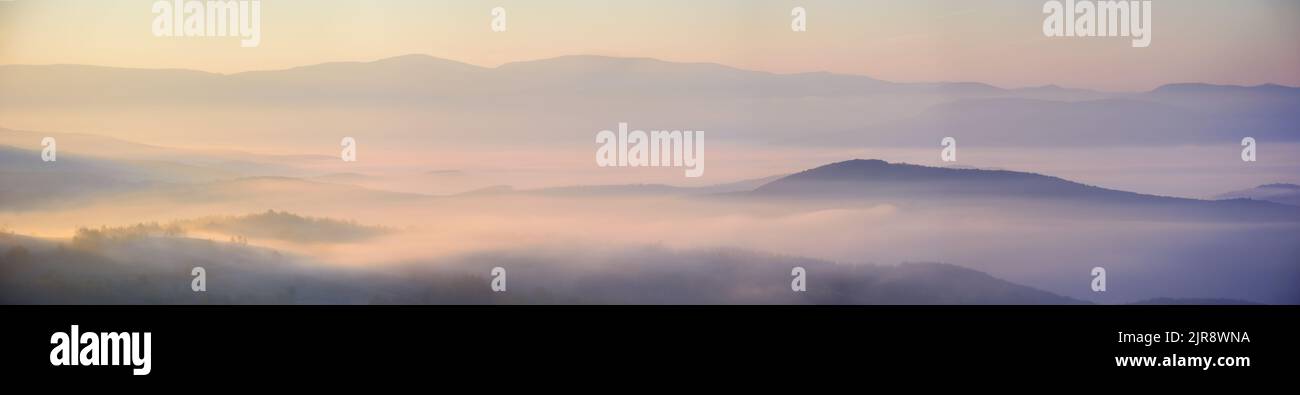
<box><xmin>5</xmin><ymin>54</ymin><xmax>1296</xmax><ymax>147</ymax></box>
<box><xmin>6</xmin><ymin>53</ymin><xmax>1292</xmax><ymax>98</ymax></box>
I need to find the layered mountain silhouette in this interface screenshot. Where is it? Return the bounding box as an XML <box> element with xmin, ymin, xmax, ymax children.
<box><xmin>5</xmin><ymin>54</ymin><xmax>1296</xmax><ymax>146</ymax></box>
<box><xmin>3</xmin><ymin>54</ymin><xmax>1297</xmax><ymax>305</ymax></box>
<box><xmin>0</xmin><ymin>145</ymin><xmax>170</xmax><ymax>209</ymax></box>
<box><xmin>0</xmin><ymin>144</ymin><xmax>425</xmax><ymax>210</ymax></box>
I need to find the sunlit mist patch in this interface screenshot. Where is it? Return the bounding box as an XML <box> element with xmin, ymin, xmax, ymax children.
<box><xmin>65</xmin><ymin>210</ymin><xmax>390</xmax><ymax>248</ymax></box>
<box><xmin>175</xmin><ymin>210</ymin><xmax>391</xmax><ymax>244</ymax></box>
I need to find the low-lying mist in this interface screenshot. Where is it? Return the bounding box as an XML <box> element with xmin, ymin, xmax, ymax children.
<box><xmin>3</xmin><ymin>186</ymin><xmax>1296</xmax><ymax>304</ymax></box>
<box><xmin>0</xmin><ymin>229</ymin><xmax>1083</xmax><ymax>305</ymax></box>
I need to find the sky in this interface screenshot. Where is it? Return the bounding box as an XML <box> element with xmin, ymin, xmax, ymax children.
<box><xmin>2</xmin><ymin>0</ymin><xmax>1298</xmax><ymax>91</ymax></box>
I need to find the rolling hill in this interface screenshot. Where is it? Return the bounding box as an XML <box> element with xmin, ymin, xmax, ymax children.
<box><xmin>747</xmin><ymin>159</ymin><xmax>1300</xmax><ymax>222</ymax></box>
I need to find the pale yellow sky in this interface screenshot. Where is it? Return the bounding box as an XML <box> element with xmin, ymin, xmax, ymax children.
<box><xmin>1</xmin><ymin>0</ymin><xmax>1298</xmax><ymax>91</ymax></box>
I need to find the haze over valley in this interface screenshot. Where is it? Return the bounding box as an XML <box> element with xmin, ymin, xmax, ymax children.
<box><xmin>2</xmin><ymin>55</ymin><xmax>1297</xmax><ymax>305</ymax></box>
